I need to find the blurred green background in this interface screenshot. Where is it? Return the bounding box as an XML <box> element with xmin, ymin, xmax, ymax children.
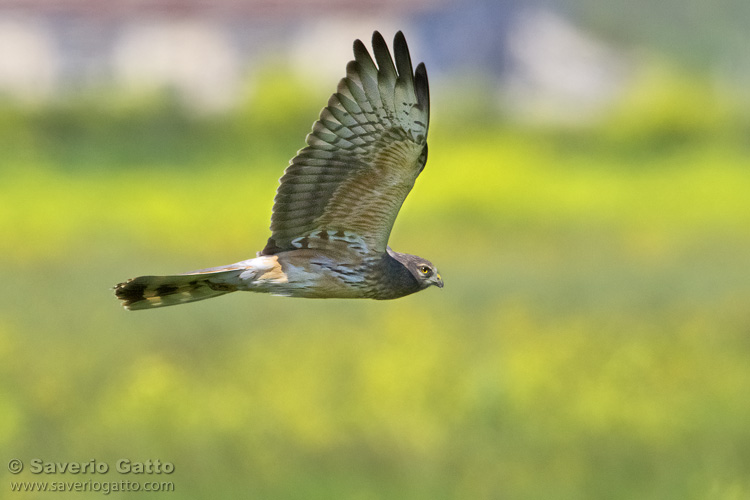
<box><xmin>2</xmin><ymin>2</ymin><xmax>750</xmax><ymax>498</ymax></box>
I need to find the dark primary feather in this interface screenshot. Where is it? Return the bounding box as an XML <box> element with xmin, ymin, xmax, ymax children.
<box><xmin>263</xmin><ymin>31</ymin><xmax>430</xmax><ymax>256</ymax></box>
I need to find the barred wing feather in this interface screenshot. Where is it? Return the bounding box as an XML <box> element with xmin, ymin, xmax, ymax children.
<box><xmin>263</xmin><ymin>31</ymin><xmax>430</xmax><ymax>256</ymax></box>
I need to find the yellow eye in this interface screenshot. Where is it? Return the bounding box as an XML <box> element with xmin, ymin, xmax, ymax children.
<box><xmin>419</xmin><ymin>265</ymin><xmax>431</xmax><ymax>275</ymax></box>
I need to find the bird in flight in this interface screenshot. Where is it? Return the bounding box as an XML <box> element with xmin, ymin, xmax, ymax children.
<box><xmin>115</xmin><ymin>31</ymin><xmax>442</xmax><ymax>310</ymax></box>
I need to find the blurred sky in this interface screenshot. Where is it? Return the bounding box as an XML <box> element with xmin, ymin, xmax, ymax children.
<box><xmin>0</xmin><ymin>0</ymin><xmax>748</xmax><ymax>118</ymax></box>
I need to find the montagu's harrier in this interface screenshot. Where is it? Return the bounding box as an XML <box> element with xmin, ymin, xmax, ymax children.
<box><xmin>115</xmin><ymin>31</ymin><xmax>442</xmax><ymax>310</ymax></box>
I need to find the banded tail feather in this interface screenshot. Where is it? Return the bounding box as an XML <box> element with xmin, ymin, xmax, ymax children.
<box><xmin>114</xmin><ymin>268</ymin><xmax>243</xmax><ymax>310</ymax></box>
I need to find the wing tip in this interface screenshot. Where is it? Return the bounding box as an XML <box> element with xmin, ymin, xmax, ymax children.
<box><xmin>392</xmin><ymin>31</ymin><xmax>414</xmax><ymax>84</ymax></box>
<box><xmin>371</xmin><ymin>30</ymin><xmax>387</xmax><ymax>49</ymax></box>
<box><xmin>415</xmin><ymin>62</ymin><xmax>430</xmax><ymax>115</ymax></box>
<box><xmin>353</xmin><ymin>38</ymin><xmax>368</xmax><ymax>59</ymax></box>
<box><xmin>354</xmin><ymin>31</ymin><xmax>424</xmax><ymax>86</ymax></box>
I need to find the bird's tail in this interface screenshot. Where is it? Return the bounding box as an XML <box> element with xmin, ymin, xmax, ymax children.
<box><xmin>114</xmin><ymin>265</ymin><xmax>245</xmax><ymax>311</ymax></box>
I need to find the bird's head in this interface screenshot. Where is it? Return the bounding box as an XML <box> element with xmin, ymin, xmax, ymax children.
<box><xmin>387</xmin><ymin>247</ymin><xmax>443</xmax><ymax>290</ymax></box>
<box><xmin>411</xmin><ymin>259</ymin><xmax>443</xmax><ymax>289</ymax></box>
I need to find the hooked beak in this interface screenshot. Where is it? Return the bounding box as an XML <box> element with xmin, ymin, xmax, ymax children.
<box><xmin>434</xmin><ymin>273</ymin><xmax>444</xmax><ymax>288</ymax></box>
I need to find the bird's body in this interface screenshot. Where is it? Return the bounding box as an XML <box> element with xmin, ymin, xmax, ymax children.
<box><xmin>115</xmin><ymin>31</ymin><xmax>442</xmax><ymax>310</ymax></box>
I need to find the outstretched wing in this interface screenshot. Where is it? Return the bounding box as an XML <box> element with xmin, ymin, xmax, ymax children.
<box><xmin>262</xmin><ymin>31</ymin><xmax>430</xmax><ymax>256</ymax></box>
